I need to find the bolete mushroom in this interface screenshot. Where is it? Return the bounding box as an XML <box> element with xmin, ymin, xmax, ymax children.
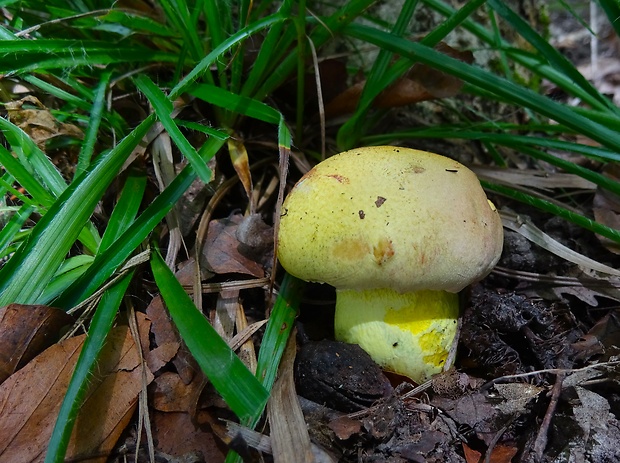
<box><xmin>277</xmin><ymin>146</ymin><xmax>503</xmax><ymax>383</ymax></box>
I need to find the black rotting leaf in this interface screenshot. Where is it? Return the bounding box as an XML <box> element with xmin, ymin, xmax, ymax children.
<box><xmin>461</xmin><ymin>285</ymin><xmax>584</xmax><ymax>376</ymax></box>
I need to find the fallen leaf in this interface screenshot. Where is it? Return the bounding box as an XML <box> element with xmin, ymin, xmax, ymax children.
<box><xmin>146</xmin><ymin>341</ymin><xmax>181</xmax><ymax>373</ymax></box>
<box><xmin>228</xmin><ymin>138</ymin><xmax>253</xmax><ymax>205</ymax></box>
<box><xmin>463</xmin><ymin>442</ymin><xmax>518</xmax><ymax>463</ymax></box>
<box><xmin>151</xmin><ymin>371</ymin><xmax>205</xmax><ymax>413</ymax></box>
<box><xmin>408</xmin><ymin>42</ymin><xmax>474</xmax><ymax>98</ymax></box>
<box><xmin>202</xmin><ymin>214</ymin><xmax>265</xmax><ymax>277</ymax></box>
<box><xmin>433</xmin><ymin>392</ymin><xmax>498</xmax><ymax>446</ymax></box>
<box><xmin>0</xmin><ymin>304</ymin><xmax>73</xmax><ymax>384</ymax></box>
<box><xmin>6</xmin><ymin>95</ymin><xmax>83</xmax><ymax>149</ymax></box>
<box><xmin>146</xmin><ymin>295</ymin><xmax>197</xmax><ymax>384</ymax></box>
<box><xmin>0</xmin><ymin>325</ymin><xmax>152</xmax><ymax>463</ymax></box>
<box><xmin>571</xmin><ymin>310</ymin><xmax>620</xmax><ymax>361</ymax></box>
<box><xmin>267</xmin><ymin>331</ymin><xmax>315</xmax><ymax>463</ymax></box>
<box><xmin>151</xmin><ymin>409</ymin><xmax>226</xmax><ymax>462</ymax></box>
<box><xmin>574</xmin><ymin>386</ymin><xmax>611</xmax><ymax>441</ymax></box>
<box><xmin>494</xmin><ymin>383</ymin><xmax>544</xmax><ymax>415</ymax></box>
<box><xmin>328</xmin><ymin>416</ymin><xmax>362</xmax><ymax>440</ymax></box>
<box><xmin>324</xmin><ymin>42</ymin><xmax>472</xmax><ymax>118</ymax></box>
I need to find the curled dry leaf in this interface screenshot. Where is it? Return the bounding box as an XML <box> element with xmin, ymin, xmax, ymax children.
<box><xmin>5</xmin><ymin>95</ymin><xmax>83</xmax><ymax>149</ymax></box>
<box><xmin>151</xmin><ymin>371</ymin><xmax>207</xmax><ymax>413</ymax></box>
<box><xmin>146</xmin><ymin>295</ymin><xmax>197</xmax><ymax>384</ymax></box>
<box><xmin>228</xmin><ymin>138</ymin><xmax>254</xmax><ymax>206</ymax></box>
<box><xmin>327</xmin><ymin>416</ymin><xmax>362</xmax><ymax>440</ymax></box>
<box><xmin>0</xmin><ymin>304</ymin><xmax>73</xmax><ymax>384</ymax></box>
<box><xmin>150</xmin><ymin>409</ymin><xmax>226</xmax><ymax>462</ymax></box>
<box><xmin>571</xmin><ymin>310</ymin><xmax>620</xmax><ymax>361</ymax></box>
<box><xmin>0</xmin><ymin>325</ymin><xmax>153</xmax><ymax>463</ymax></box>
<box><xmin>324</xmin><ymin>42</ymin><xmax>473</xmax><ymax>118</ymax></box>
<box><xmin>463</xmin><ymin>442</ymin><xmax>519</xmax><ymax>463</ymax></box>
<box><xmin>202</xmin><ymin>213</ymin><xmax>267</xmax><ymax>277</ymax></box>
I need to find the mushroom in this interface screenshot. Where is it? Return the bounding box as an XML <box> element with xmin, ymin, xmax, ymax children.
<box><xmin>277</xmin><ymin>146</ymin><xmax>503</xmax><ymax>383</ymax></box>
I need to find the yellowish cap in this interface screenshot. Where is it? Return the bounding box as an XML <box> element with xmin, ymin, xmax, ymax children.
<box><xmin>278</xmin><ymin>146</ymin><xmax>503</xmax><ymax>293</ymax></box>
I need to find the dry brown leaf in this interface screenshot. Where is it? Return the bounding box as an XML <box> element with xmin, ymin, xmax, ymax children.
<box><xmin>202</xmin><ymin>214</ymin><xmax>265</xmax><ymax>277</ymax></box>
<box><xmin>145</xmin><ymin>341</ymin><xmax>181</xmax><ymax>374</ymax></box>
<box><xmin>0</xmin><ymin>304</ymin><xmax>73</xmax><ymax>384</ymax></box>
<box><xmin>327</xmin><ymin>416</ymin><xmax>362</xmax><ymax>440</ymax></box>
<box><xmin>463</xmin><ymin>442</ymin><xmax>518</xmax><ymax>463</ymax></box>
<box><xmin>0</xmin><ymin>324</ymin><xmax>153</xmax><ymax>463</ymax></box>
<box><xmin>324</xmin><ymin>42</ymin><xmax>472</xmax><ymax>118</ymax></box>
<box><xmin>494</xmin><ymin>383</ymin><xmax>543</xmax><ymax>415</ymax></box>
<box><xmin>146</xmin><ymin>295</ymin><xmax>197</xmax><ymax>384</ymax></box>
<box><xmin>572</xmin><ymin>310</ymin><xmax>620</xmax><ymax>361</ymax></box>
<box><xmin>6</xmin><ymin>96</ymin><xmax>83</xmax><ymax>149</ymax></box>
<box><xmin>151</xmin><ymin>410</ymin><xmax>226</xmax><ymax>462</ymax></box>
<box><xmin>228</xmin><ymin>138</ymin><xmax>254</xmax><ymax>208</ymax></box>
<box><xmin>151</xmin><ymin>371</ymin><xmax>206</xmax><ymax>413</ymax></box>
<box><xmin>472</xmin><ymin>165</ymin><xmax>597</xmax><ymax>191</ymax></box>
<box><xmin>235</xmin><ymin>301</ymin><xmax>258</xmax><ymax>375</ymax></box>
<box><xmin>408</xmin><ymin>42</ymin><xmax>473</xmax><ymax>98</ymax></box>
<box><xmin>373</xmin><ymin>78</ymin><xmax>433</xmax><ymax>108</ymax></box>
<box><xmin>213</xmin><ymin>289</ymin><xmax>239</xmax><ymax>341</ymax></box>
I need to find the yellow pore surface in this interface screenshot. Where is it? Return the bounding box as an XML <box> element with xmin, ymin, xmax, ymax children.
<box><xmin>334</xmin><ymin>287</ymin><xmax>459</xmax><ymax>383</ymax></box>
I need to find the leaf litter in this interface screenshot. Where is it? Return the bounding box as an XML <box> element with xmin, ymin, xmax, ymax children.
<box><xmin>3</xmin><ymin>7</ymin><xmax>620</xmax><ymax>463</ymax></box>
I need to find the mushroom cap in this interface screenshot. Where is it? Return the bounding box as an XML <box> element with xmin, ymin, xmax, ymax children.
<box><xmin>277</xmin><ymin>146</ymin><xmax>503</xmax><ymax>294</ymax></box>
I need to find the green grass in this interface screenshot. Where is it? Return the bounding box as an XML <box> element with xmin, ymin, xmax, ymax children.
<box><xmin>1</xmin><ymin>0</ymin><xmax>619</xmax><ymax>461</ymax></box>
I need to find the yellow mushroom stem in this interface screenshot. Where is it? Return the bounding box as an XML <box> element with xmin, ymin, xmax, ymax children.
<box><xmin>333</xmin><ymin>288</ymin><xmax>459</xmax><ymax>383</ymax></box>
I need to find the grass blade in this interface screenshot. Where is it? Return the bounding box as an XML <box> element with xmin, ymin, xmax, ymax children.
<box><xmin>598</xmin><ymin>0</ymin><xmax>620</xmax><ymax>37</ymax></box>
<box><xmin>190</xmin><ymin>83</ymin><xmax>282</xmax><ymax>124</ymax></box>
<box><xmin>0</xmin><ymin>118</ymin><xmax>67</xmax><ymax>199</ymax></box>
<box><xmin>44</xmin><ymin>271</ymin><xmax>133</xmax><ymax>463</ymax></box>
<box><xmin>38</xmin><ymin>255</ymin><xmax>95</xmax><ymax>305</ymax></box>
<box><xmin>169</xmin><ymin>13</ymin><xmax>284</xmax><ymax>100</ymax></box>
<box><xmin>54</xmin><ymin>137</ymin><xmax>226</xmax><ymax>309</ymax></box>
<box><xmin>0</xmin><ymin>204</ymin><xmax>35</xmax><ymax>256</ymax></box>
<box><xmin>225</xmin><ymin>272</ymin><xmax>303</xmax><ymax>463</ymax></box>
<box><xmin>342</xmin><ymin>23</ymin><xmax>620</xmax><ymax>153</ymax></box>
<box><xmin>98</xmin><ymin>170</ymin><xmax>147</xmax><ymax>254</ymax></box>
<box><xmin>151</xmin><ymin>247</ymin><xmax>268</xmax><ymax>421</ymax></box>
<box><xmin>0</xmin><ymin>144</ymin><xmax>55</xmax><ymax>208</ymax></box>
<box><xmin>0</xmin><ymin>117</ymin><xmax>153</xmax><ymax>305</ymax></box>
<box><xmin>135</xmin><ymin>75</ymin><xmax>212</xmax><ymax>183</ymax></box>
<box><xmin>483</xmin><ymin>181</ymin><xmax>620</xmax><ymax>244</ymax></box>
<box><xmin>338</xmin><ymin>0</ymin><xmax>420</xmax><ymax>148</ymax></box>
<box><xmin>75</xmin><ymin>70</ymin><xmax>111</xmax><ymax>179</ymax></box>
<box><xmin>0</xmin><ymin>40</ymin><xmax>176</xmax><ymax>73</ymax></box>
<box><xmin>486</xmin><ymin>0</ymin><xmax>615</xmax><ymax>113</ymax></box>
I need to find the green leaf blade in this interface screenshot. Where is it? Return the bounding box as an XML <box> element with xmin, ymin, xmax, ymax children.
<box><xmin>150</xmin><ymin>248</ymin><xmax>268</xmax><ymax>422</ymax></box>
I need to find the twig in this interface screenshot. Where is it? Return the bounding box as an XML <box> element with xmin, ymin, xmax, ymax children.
<box><xmin>532</xmin><ymin>372</ymin><xmax>565</xmax><ymax>462</ymax></box>
<box><xmin>479</xmin><ymin>360</ymin><xmax>619</xmax><ymax>392</ymax></box>
<box><xmin>485</xmin><ymin>422</ymin><xmax>512</xmax><ymax>463</ymax></box>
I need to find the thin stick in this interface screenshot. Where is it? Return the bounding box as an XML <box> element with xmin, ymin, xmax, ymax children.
<box><xmin>532</xmin><ymin>373</ymin><xmax>565</xmax><ymax>462</ymax></box>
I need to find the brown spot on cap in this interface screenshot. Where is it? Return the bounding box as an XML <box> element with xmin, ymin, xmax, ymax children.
<box><xmin>333</xmin><ymin>239</ymin><xmax>370</xmax><ymax>261</ymax></box>
<box><xmin>359</xmin><ymin>210</ymin><xmax>365</xmax><ymax>219</ymax></box>
<box><xmin>375</xmin><ymin>196</ymin><xmax>386</xmax><ymax>207</ymax></box>
<box><xmin>373</xmin><ymin>238</ymin><xmax>394</xmax><ymax>265</ymax></box>
<box><xmin>327</xmin><ymin>174</ymin><xmax>350</xmax><ymax>183</ymax></box>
